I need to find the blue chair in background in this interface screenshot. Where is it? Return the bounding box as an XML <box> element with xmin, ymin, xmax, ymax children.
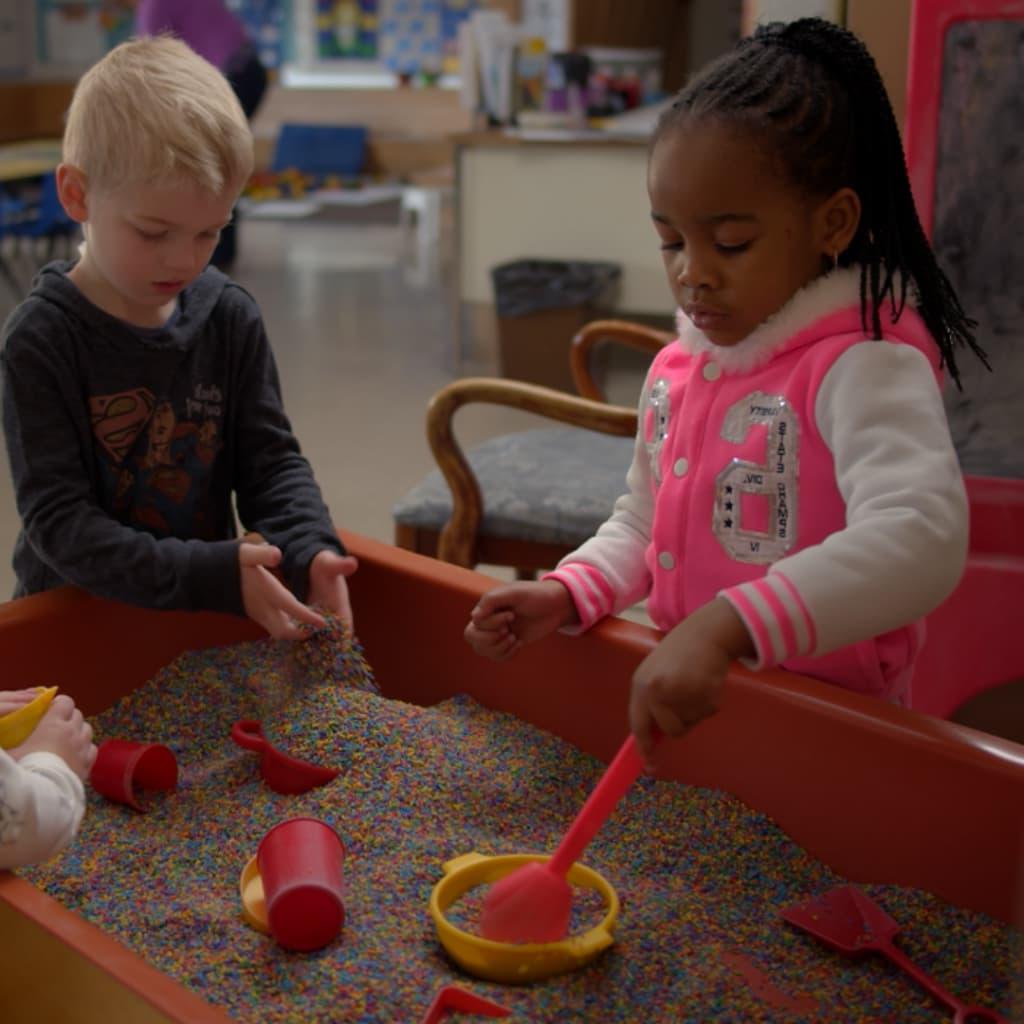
<box><xmin>0</xmin><ymin>189</ymin><xmax>30</xmax><ymax>292</ymax></box>
<box><xmin>1</xmin><ymin>172</ymin><xmax>77</xmax><ymax>288</ymax></box>
<box><xmin>271</xmin><ymin>124</ymin><xmax>369</xmax><ymax>181</ymax></box>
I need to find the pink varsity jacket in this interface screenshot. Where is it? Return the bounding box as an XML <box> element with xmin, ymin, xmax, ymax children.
<box><xmin>546</xmin><ymin>270</ymin><xmax>968</xmax><ymax>701</ymax></box>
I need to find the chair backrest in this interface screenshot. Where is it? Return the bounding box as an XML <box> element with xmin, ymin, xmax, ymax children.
<box><xmin>426</xmin><ymin>320</ymin><xmax>671</xmax><ymax>568</ymax></box>
<box><xmin>428</xmin><ymin>377</ymin><xmax>637</xmax><ymax>567</ymax></box>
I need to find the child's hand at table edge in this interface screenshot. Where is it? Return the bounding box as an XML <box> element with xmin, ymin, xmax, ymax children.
<box><xmin>464</xmin><ymin>579</ymin><xmax>578</xmax><ymax>661</ymax></box>
<box><xmin>630</xmin><ymin>597</ymin><xmax>754</xmax><ymax>771</ymax></box>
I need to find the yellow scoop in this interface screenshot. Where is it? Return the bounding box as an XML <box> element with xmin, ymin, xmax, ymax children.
<box><xmin>429</xmin><ymin>851</ymin><xmax>619</xmax><ymax>984</ymax></box>
<box><xmin>0</xmin><ymin>687</ymin><xmax>58</xmax><ymax>749</ymax></box>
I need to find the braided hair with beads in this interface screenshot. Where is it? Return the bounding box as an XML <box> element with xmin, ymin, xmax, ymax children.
<box><xmin>654</xmin><ymin>17</ymin><xmax>985</xmax><ymax>387</ymax></box>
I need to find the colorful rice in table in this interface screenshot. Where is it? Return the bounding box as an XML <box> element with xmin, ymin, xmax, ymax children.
<box><xmin>22</xmin><ymin>628</ymin><xmax>1016</xmax><ymax>1022</ymax></box>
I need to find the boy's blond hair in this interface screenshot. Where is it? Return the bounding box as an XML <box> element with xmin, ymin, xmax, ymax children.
<box><xmin>63</xmin><ymin>36</ymin><xmax>253</xmax><ymax>196</ymax></box>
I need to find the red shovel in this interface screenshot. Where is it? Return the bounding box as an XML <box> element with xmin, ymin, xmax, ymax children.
<box><xmin>480</xmin><ymin>734</ymin><xmax>645</xmax><ymax>944</ymax></box>
<box><xmin>418</xmin><ymin>985</ymin><xmax>509</xmax><ymax>1024</ymax></box>
<box><xmin>781</xmin><ymin>885</ymin><xmax>1005</xmax><ymax>1023</ymax></box>
<box><xmin>231</xmin><ymin>719</ymin><xmax>339</xmax><ymax>795</ymax></box>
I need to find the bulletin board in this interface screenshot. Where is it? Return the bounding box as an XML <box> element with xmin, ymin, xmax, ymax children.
<box><xmin>32</xmin><ymin>0</ymin><xmax>288</xmax><ymax>74</ymax></box>
<box><xmin>33</xmin><ymin>0</ymin><xmax>133</xmax><ymax>71</ymax></box>
<box><xmin>313</xmin><ymin>0</ymin><xmax>477</xmax><ymax>71</ymax></box>
<box><xmin>229</xmin><ymin>0</ymin><xmax>290</xmax><ymax>70</ymax></box>
<box><xmin>316</xmin><ymin>0</ymin><xmax>380</xmax><ymax>59</ymax></box>
<box><xmin>904</xmin><ymin>0</ymin><xmax>1024</xmax><ymax>478</ymax></box>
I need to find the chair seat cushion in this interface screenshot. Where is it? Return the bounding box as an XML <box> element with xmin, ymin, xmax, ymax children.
<box><xmin>392</xmin><ymin>427</ymin><xmax>634</xmax><ymax>547</ymax></box>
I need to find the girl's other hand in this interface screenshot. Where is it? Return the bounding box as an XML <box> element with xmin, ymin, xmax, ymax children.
<box><xmin>464</xmin><ymin>580</ymin><xmax>576</xmax><ymax>661</ymax></box>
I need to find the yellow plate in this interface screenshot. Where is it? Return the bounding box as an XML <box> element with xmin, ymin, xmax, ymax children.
<box><xmin>429</xmin><ymin>851</ymin><xmax>619</xmax><ymax>984</ymax></box>
<box><xmin>0</xmin><ymin>687</ymin><xmax>58</xmax><ymax>750</ymax></box>
<box><xmin>239</xmin><ymin>855</ymin><xmax>270</xmax><ymax>933</ymax></box>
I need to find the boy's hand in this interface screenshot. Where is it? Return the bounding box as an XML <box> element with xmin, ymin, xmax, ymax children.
<box><xmin>465</xmin><ymin>580</ymin><xmax>577</xmax><ymax>661</ymax></box>
<box><xmin>240</xmin><ymin>541</ymin><xmax>326</xmax><ymax>640</ymax></box>
<box><xmin>308</xmin><ymin>550</ymin><xmax>358</xmax><ymax>632</ymax></box>
<box><xmin>12</xmin><ymin>694</ymin><xmax>97</xmax><ymax>782</ymax></box>
<box><xmin>629</xmin><ymin>598</ymin><xmax>753</xmax><ymax>770</ymax></box>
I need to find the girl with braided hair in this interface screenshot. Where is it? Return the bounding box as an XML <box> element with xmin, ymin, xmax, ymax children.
<box><xmin>465</xmin><ymin>18</ymin><xmax>985</xmax><ymax>768</ymax></box>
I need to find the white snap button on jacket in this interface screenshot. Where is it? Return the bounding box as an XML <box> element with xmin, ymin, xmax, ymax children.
<box><xmin>703</xmin><ymin>362</ymin><xmax>721</xmax><ymax>381</ymax></box>
<box><xmin>673</xmin><ymin>457</ymin><xmax>689</xmax><ymax>477</ymax></box>
<box><xmin>658</xmin><ymin>551</ymin><xmax>675</xmax><ymax>570</ymax></box>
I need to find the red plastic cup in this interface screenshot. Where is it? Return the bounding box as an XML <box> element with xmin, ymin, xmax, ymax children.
<box><xmin>257</xmin><ymin>817</ymin><xmax>345</xmax><ymax>951</ymax></box>
<box><xmin>90</xmin><ymin>740</ymin><xmax>178</xmax><ymax>812</ymax></box>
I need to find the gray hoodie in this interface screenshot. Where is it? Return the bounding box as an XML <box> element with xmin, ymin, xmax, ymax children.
<box><xmin>1</xmin><ymin>262</ymin><xmax>343</xmax><ymax>615</ymax></box>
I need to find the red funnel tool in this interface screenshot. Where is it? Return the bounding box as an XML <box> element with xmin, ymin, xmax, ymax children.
<box><xmin>480</xmin><ymin>733</ymin><xmax>644</xmax><ymax>944</ymax></box>
<box><xmin>231</xmin><ymin>719</ymin><xmax>339</xmax><ymax>795</ymax></box>
<box><xmin>419</xmin><ymin>986</ymin><xmax>510</xmax><ymax>1024</ymax></box>
<box><xmin>781</xmin><ymin>886</ymin><xmax>1005</xmax><ymax>1024</ymax></box>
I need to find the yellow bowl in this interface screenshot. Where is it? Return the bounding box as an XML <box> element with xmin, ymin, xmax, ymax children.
<box><xmin>238</xmin><ymin>855</ymin><xmax>270</xmax><ymax>933</ymax></box>
<box><xmin>0</xmin><ymin>687</ymin><xmax>58</xmax><ymax>750</ymax></box>
<box><xmin>429</xmin><ymin>851</ymin><xmax>619</xmax><ymax>984</ymax></box>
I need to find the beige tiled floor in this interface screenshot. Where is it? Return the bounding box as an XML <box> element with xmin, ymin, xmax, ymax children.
<box><xmin>0</xmin><ymin>208</ymin><xmax>650</xmax><ymax>599</ymax></box>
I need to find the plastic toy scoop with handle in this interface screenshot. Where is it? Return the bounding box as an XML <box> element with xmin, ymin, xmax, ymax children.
<box><xmin>0</xmin><ymin>687</ymin><xmax>59</xmax><ymax>749</ymax></box>
<box><xmin>231</xmin><ymin>719</ymin><xmax>339</xmax><ymax>794</ymax></box>
<box><xmin>418</xmin><ymin>985</ymin><xmax>510</xmax><ymax>1023</ymax></box>
<box><xmin>481</xmin><ymin>733</ymin><xmax>645</xmax><ymax>944</ymax></box>
<box><xmin>782</xmin><ymin>885</ymin><xmax>1006</xmax><ymax>1024</ymax></box>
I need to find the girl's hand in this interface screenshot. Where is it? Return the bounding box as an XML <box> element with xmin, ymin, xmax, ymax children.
<box><xmin>629</xmin><ymin>598</ymin><xmax>754</xmax><ymax>770</ymax></box>
<box><xmin>12</xmin><ymin>694</ymin><xmax>97</xmax><ymax>781</ymax></box>
<box><xmin>239</xmin><ymin>541</ymin><xmax>325</xmax><ymax>640</ymax></box>
<box><xmin>465</xmin><ymin>580</ymin><xmax>577</xmax><ymax>661</ymax></box>
<box><xmin>307</xmin><ymin>550</ymin><xmax>358</xmax><ymax>634</ymax></box>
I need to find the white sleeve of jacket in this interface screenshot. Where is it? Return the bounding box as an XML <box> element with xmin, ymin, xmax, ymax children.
<box><xmin>720</xmin><ymin>341</ymin><xmax>968</xmax><ymax>666</ymax></box>
<box><xmin>542</xmin><ymin>393</ymin><xmax>656</xmax><ymax>631</ymax></box>
<box><xmin>0</xmin><ymin>749</ymin><xmax>85</xmax><ymax>870</ymax></box>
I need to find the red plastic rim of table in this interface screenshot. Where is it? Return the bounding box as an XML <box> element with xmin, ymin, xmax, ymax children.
<box><xmin>90</xmin><ymin>739</ymin><xmax>178</xmax><ymax>811</ymax></box>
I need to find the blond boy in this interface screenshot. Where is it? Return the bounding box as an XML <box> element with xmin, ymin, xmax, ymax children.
<box><xmin>1</xmin><ymin>37</ymin><xmax>355</xmax><ymax>638</ymax></box>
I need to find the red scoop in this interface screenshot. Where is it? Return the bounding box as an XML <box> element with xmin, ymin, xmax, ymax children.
<box><xmin>781</xmin><ymin>886</ymin><xmax>1005</xmax><ymax>1024</ymax></box>
<box><xmin>419</xmin><ymin>985</ymin><xmax>509</xmax><ymax>1024</ymax></box>
<box><xmin>231</xmin><ymin>719</ymin><xmax>339</xmax><ymax>795</ymax></box>
<box><xmin>480</xmin><ymin>734</ymin><xmax>645</xmax><ymax>944</ymax></box>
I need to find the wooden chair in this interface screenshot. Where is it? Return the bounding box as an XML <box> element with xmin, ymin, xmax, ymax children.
<box><xmin>392</xmin><ymin>319</ymin><xmax>671</xmax><ymax>573</ymax></box>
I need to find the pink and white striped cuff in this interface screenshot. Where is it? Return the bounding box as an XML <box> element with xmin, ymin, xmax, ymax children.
<box><xmin>719</xmin><ymin>571</ymin><xmax>816</xmax><ymax>669</ymax></box>
<box><xmin>542</xmin><ymin>562</ymin><xmax>616</xmax><ymax>633</ymax></box>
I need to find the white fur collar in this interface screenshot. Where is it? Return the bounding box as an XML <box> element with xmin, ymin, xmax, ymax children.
<box><xmin>675</xmin><ymin>268</ymin><xmax>864</xmax><ymax>374</ymax></box>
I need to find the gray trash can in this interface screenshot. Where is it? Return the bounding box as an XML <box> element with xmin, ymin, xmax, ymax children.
<box><xmin>491</xmin><ymin>259</ymin><xmax>621</xmax><ymax>393</ymax></box>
